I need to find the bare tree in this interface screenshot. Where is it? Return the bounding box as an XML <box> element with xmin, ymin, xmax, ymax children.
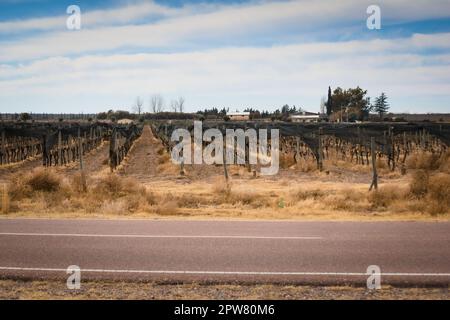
<box><xmin>157</xmin><ymin>96</ymin><xmax>164</xmax><ymax>113</ymax></box>
<box><xmin>133</xmin><ymin>96</ymin><xmax>143</xmax><ymax>115</ymax></box>
<box><xmin>177</xmin><ymin>96</ymin><xmax>185</xmax><ymax>113</ymax></box>
<box><xmin>150</xmin><ymin>94</ymin><xmax>164</xmax><ymax>113</ymax></box>
<box><xmin>170</xmin><ymin>100</ymin><xmax>178</xmax><ymax>112</ymax></box>
<box><xmin>320</xmin><ymin>96</ymin><xmax>326</xmax><ymax>115</ymax></box>
<box><xmin>150</xmin><ymin>95</ymin><xmax>158</xmax><ymax>113</ymax></box>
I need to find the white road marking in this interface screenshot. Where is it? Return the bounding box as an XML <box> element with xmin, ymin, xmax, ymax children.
<box><xmin>0</xmin><ymin>266</ymin><xmax>449</xmax><ymax>277</ymax></box>
<box><xmin>0</xmin><ymin>232</ymin><xmax>322</xmax><ymax>240</ymax></box>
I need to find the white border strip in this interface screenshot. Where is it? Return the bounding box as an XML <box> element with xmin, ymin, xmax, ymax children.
<box><xmin>0</xmin><ymin>232</ymin><xmax>322</xmax><ymax>240</ymax></box>
<box><xmin>0</xmin><ymin>267</ymin><xmax>449</xmax><ymax>277</ymax></box>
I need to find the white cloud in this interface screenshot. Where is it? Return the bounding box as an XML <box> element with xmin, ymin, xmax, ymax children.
<box><xmin>1</xmin><ymin>33</ymin><xmax>450</xmax><ymax>113</ymax></box>
<box><xmin>1</xmin><ymin>0</ymin><xmax>450</xmax><ymax>113</ymax></box>
<box><xmin>1</xmin><ymin>0</ymin><xmax>450</xmax><ymax>62</ymax></box>
<box><xmin>0</xmin><ymin>1</ymin><xmax>188</xmax><ymax>34</ymax></box>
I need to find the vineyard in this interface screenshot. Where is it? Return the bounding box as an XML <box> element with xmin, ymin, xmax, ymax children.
<box><xmin>153</xmin><ymin>121</ymin><xmax>449</xmax><ymax>178</ymax></box>
<box><xmin>0</xmin><ymin>121</ymin><xmax>142</xmax><ymax>170</ymax></box>
<box><xmin>0</xmin><ymin>120</ymin><xmax>449</xmax><ymax>219</ymax></box>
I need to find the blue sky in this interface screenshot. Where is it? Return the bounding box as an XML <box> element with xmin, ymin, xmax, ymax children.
<box><xmin>1</xmin><ymin>0</ymin><xmax>450</xmax><ymax>114</ymax></box>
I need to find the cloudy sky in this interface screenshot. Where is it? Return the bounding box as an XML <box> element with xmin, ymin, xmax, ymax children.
<box><xmin>1</xmin><ymin>0</ymin><xmax>450</xmax><ymax>114</ymax></box>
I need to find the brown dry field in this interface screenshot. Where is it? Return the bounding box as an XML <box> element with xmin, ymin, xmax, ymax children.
<box><xmin>1</xmin><ymin>279</ymin><xmax>448</xmax><ymax>300</ymax></box>
<box><xmin>0</xmin><ymin>125</ymin><xmax>449</xmax><ymax>220</ymax></box>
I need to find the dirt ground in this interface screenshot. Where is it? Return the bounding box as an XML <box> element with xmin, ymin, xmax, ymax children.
<box><xmin>117</xmin><ymin>126</ymin><xmax>161</xmax><ymax>180</ymax></box>
<box><xmin>0</xmin><ymin>279</ymin><xmax>448</xmax><ymax>300</ymax></box>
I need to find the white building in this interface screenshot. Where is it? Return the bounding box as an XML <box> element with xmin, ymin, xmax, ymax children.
<box><xmin>227</xmin><ymin>111</ymin><xmax>250</xmax><ymax>121</ymax></box>
<box><xmin>290</xmin><ymin>111</ymin><xmax>321</xmax><ymax>123</ymax></box>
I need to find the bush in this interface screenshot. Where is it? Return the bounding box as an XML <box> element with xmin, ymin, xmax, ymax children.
<box><xmin>9</xmin><ymin>168</ymin><xmax>62</xmax><ymax>199</ymax></box>
<box><xmin>409</xmin><ymin>170</ymin><xmax>429</xmax><ymax>198</ymax></box>
<box><xmin>26</xmin><ymin>168</ymin><xmax>61</xmax><ymax>192</ymax></box>
<box><xmin>368</xmin><ymin>186</ymin><xmax>403</xmax><ymax>208</ymax></box>
<box><xmin>94</xmin><ymin>174</ymin><xmax>124</xmax><ymax>195</ymax></box>
<box><xmin>407</xmin><ymin>152</ymin><xmax>441</xmax><ymax>171</ymax></box>
<box><xmin>428</xmin><ymin>173</ymin><xmax>450</xmax><ymax>204</ymax></box>
<box><xmin>426</xmin><ymin>173</ymin><xmax>450</xmax><ymax>214</ymax></box>
<box><xmin>94</xmin><ymin>174</ymin><xmax>146</xmax><ymax>197</ymax></box>
<box><xmin>279</xmin><ymin>153</ymin><xmax>296</xmax><ymax>169</ymax></box>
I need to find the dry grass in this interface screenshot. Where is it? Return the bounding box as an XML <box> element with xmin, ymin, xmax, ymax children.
<box><xmin>212</xmin><ymin>176</ymin><xmax>231</xmax><ymax>195</ymax></box>
<box><xmin>405</xmin><ymin>160</ymin><xmax>450</xmax><ymax>215</ymax></box>
<box><xmin>368</xmin><ymin>186</ymin><xmax>406</xmax><ymax>209</ymax></box>
<box><xmin>292</xmin><ymin>188</ymin><xmax>326</xmax><ymax>201</ymax></box>
<box><xmin>153</xmin><ymin>199</ymin><xmax>180</xmax><ymax>216</ymax></box>
<box><xmin>409</xmin><ymin>170</ymin><xmax>429</xmax><ymax>198</ymax></box>
<box><xmin>5</xmin><ymin>169</ymin><xmax>158</xmax><ymax>215</ymax></box>
<box><xmin>71</xmin><ymin>172</ymin><xmax>88</xmax><ymax>193</ymax></box>
<box><xmin>156</xmin><ymin>146</ymin><xmax>165</xmax><ymax>156</ymax></box>
<box><xmin>321</xmin><ymin>189</ymin><xmax>367</xmax><ymax>211</ymax></box>
<box><xmin>3</xmin><ymin>149</ymin><xmax>449</xmax><ymax>220</ymax></box>
<box><xmin>1</xmin><ymin>184</ymin><xmax>10</xmax><ymax>214</ymax></box>
<box><xmin>211</xmin><ymin>177</ymin><xmax>272</xmax><ymax>208</ymax></box>
<box><xmin>407</xmin><ymin>150</ymin><xmax>449</xmax><ymax>173</ymax></box>
<box><xmin>279</xmin><ymin>153</ymin><xmax>297</xmax><ymax>169</ymax></box>
<box><xmin>155</xmin><ymin>146</ymin><xmax>180</xmax><ymax>175</ymax></box>
<box><xmin>425</xmin><ymin>173</ymin><xmax>450</xmax><ymax>215</ymax></box>
<box><xmin>1</xmin><ymin>279</ymin><xmax>448</xmax><ymax>300</ymax></box>
<box><xmin>93</xmin><ymin>174</ymin><xmax>145</xmax><ymax>196</ymax></box>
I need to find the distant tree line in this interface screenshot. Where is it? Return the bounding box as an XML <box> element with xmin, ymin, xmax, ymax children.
<box><xmin>97</xmin><ymin>110</ymin><xmax>199</xmax><ymax>122</ymax></box>
<box><xmin>13</xmin><ymin>89</ymin><xmax>389</xmax><ymax>124</ymax></box>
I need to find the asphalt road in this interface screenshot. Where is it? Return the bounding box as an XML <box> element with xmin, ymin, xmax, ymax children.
<box><xmin>0</xmin><ymin>218</ymin><xmax>449</xmax><ymax>286</ymax></box>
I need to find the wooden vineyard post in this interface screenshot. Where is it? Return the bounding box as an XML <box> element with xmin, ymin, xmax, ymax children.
<box><xmin>110</xmin><ymin>128</ymin><xmax>115</xmax><ymax>172</ymax></box>
<box><xmin>369</xmin><ymin>137</ymin><xmax>378</xmax><ymax>191</ymax></box>
<box><xmin>58</xmin><ymin>129</ymin><xmax>62</xmax><ymax>166</ymax></box>
<box><xmin>295</xmin><ymin>136</ymin><xmax>300</xmax><ymax>164</ymax></box>
<box><xmin>222</xmin><ymin>127</ymin><xmax>229</xmax><ymax>183</ymax></box>
<box><xmin>42</xmin><ymin>134</ymin><xmax>47</xmax><ymax>166</ymax></box>
<box><xmin>68</xmin><ymin>135</ymin><xmax>72</xmax><ymax>163</ymax></box>
<box><xmin>318</xmin><ymin>127</ymin><xmax>323</xmax><ymax>171</ymax></box>
<box><xmin>401</xmin><ymin>132</ymin><xmax>407</xmax><ymax>175</ymax></box>
<box><xmin>223</xmin><ymin>145</ymin><xmax>229</xmax><ymax>182</ymax></box>
<box><xmin>245</xmin><ymin>138</ymin><xmax>251</xmax><ymax>173</ymax></box>
<box><xmin>109</xmin><ymin>128</ymin><xmax>118</xmax><ymax>172</ymax></box>
<box><xmin>78</xmin><ymin>128</ymin><xmax>87</xmax><ymax>192</ymax></box>
<box><xmin>1</xmin><ymin>130</ymin><xmax>5</xmax><ymax>165</ymax></box>
<box><xmin>390</xmin><ymin>127</ymin><xmax>395</xmax><ymax>171</ymax></box>
<box><xmin>180</xmin><ymin>157</ymin><xmax>185</xmax><ymax>176</ymax></box>
<box><xmin>78</xmin><ymin>129</ymin><xmax>84</xmax><ymax>169</ymax></box>
<box><xmin>420</xmin><ymin>129</ymin><xmax>425</xmax><ymax>149</ymax></box>
<box><xmin>115</xmin><ymin>131</ymin><xmax>120</xmax><ymax>168</ymax></box>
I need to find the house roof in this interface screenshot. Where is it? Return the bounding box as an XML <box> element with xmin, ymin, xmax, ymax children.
<box><xmin>290</xmin><ymin>111</ymin><xmax>319</xmax><ymax>118</ymax></box>
<box><xmin>227</xmin><ymin>112</ymin><xmax>250</xmax><ymax>116</ymax></box>
<box><xmin>292</xmin><ymin>111</ymin><xmax>318</xmax><ymax>116</ymax></box>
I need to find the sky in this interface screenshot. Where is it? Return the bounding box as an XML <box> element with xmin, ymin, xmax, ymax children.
<box><xmin>1</xmin><ymin>0</ymin><xmax>450</xmax><ymax>114</ymax></box>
